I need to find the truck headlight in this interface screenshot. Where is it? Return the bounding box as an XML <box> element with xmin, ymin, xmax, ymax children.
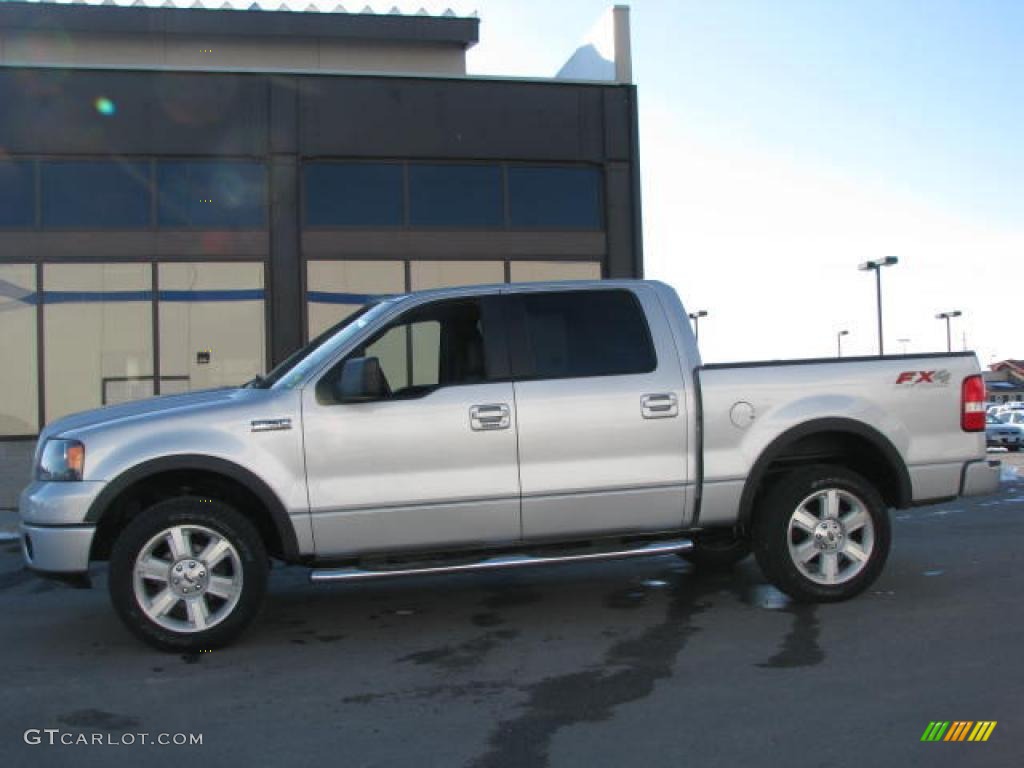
<box><xmin>37</xmin><ymin>439</ymin><xmax>85</xmax><ymax>482</ymax></box>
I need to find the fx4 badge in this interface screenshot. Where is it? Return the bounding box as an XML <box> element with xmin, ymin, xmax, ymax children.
<box><xmin>895</xmin><ymin>370</ymin><xmax>951</xmax><ymax>386</ymax></box>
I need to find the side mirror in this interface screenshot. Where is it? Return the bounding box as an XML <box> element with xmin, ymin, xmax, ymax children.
<box><xmin>336</xmin><ymin>357</ymin><xmax>389</xmax><ymax>402</ymax></box>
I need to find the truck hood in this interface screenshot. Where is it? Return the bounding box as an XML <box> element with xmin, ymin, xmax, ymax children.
<box><xmin>41</xmin><ymin>388</ymin><xmax>245</xmax><ymax>442</ymax></box>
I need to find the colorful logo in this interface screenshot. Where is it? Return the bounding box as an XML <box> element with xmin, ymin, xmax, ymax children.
<box><xmin>895</xmin><ymin>370</ymin><xmax>952</xmax><ymax>386</ymax></box>
<box><xmin>921</xmin><ymin>721</ymin><xmax>997</xmax><ymax>742</ymax></box>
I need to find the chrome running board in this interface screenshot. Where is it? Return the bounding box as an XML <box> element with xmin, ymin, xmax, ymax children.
<box><xmin>310</xmin><ymin>538</ymin><xmax>693</xmax><ymax>583</ymax></box>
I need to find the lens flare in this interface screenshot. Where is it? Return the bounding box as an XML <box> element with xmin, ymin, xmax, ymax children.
<box><xmin>94</xmin><ymin>97</ymin><xmax>116</xmax><ymax>116</ymax></box>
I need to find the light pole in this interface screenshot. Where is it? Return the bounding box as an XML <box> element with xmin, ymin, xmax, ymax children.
<box><xmin>858</xmin><ymin>256</ymin><xmax>898</xmax><ymax>355</ymax></box>
<box><xmin>688</xmin><ymin>310</ymin><xmax>708</xmax><ymax>344</ymax></box>
<box><xmin>935</xmin><ymin>310</ymin><xmax>962</xmax><ymax>353</ymax></box>
<box><xmin>898</xmin><ymin>338</ymin><xmax>911</xmax><ymax>354</ymax></box>
<box><xmin>836</xmin><ymin>330</ymin><xmax>849</xmax><ymax>358</ymax></box>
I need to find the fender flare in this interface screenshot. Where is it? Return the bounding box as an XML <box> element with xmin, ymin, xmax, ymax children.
<box><xmin>737</xmin><ymin>417</ymin><xmax>912</xmax><ymax>529</ymax></box>
<box><xmin>86</xmin><ymin>454</ymin><xmax>300</xmax><ymax>560</ymax></box>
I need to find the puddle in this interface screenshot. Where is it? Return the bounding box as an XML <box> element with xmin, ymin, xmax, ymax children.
<box><xmin>399</xmin><ymin>629</ymin><xmax>519</xmax><ymax>671</ymax></box>
<box><xmin>756</xmin><ymin>604</ymin><xmax>824</xmax><ymax>669</ymax></box>
<box><xmin>744</xmin><ymin>583</ymin><xmax>791</xmax><ymax>611</ymax></box>
<box><xmin>640</xmin><ymin>579</ymin><xmax>668</xmax><ymax>589</ymax></box>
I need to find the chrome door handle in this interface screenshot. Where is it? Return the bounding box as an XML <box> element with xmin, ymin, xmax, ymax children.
<box><xmin>470</xmin><ymin>403</ymin><xmax>511</xmax><ymax>431</ymax></box>
<box><xmin>251</xmin><ymin>418</ymin><xmax>292</xmax><ymax>432</ymax></box>
<box><xmin>641</xmin><ymin>393</ymin><xmax>678</xmax><ymax>419</ymax></box>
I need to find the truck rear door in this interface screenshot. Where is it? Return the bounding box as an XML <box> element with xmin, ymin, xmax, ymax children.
<box><xmin>505</xmin><ymin>285</ymin><xmax>690</xmax><ymax>539</ymax></box>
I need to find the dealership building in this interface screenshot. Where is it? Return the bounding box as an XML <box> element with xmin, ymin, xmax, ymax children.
<box><xmin>0</xmin><ymin>1</ymin><xmax>642</xmax><ymax>443</ymax></box>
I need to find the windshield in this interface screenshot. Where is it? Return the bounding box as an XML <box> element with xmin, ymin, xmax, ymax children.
<box><xmin>250</xmin><ymin>301</ymin><xmax>395</xmax><ymax>389</ymax></box>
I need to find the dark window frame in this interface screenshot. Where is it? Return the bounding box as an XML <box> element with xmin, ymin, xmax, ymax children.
<box><xmin>302</xmin><ymin>160</ymin><xmax>405</xmax><ymax>229</ymax></box>
<box><xmin>40</xmin><ymin>159</ymin><xmax>154</xmax><ymax>230</ymax></box>
<box><xmin>504</xmin><ymin>289</ymin><xmax>657</xmax><ymax>382</ymax></box>
<box><xmin>300</xmin><ymin>159</ymin><xmax>605</xmax><ymax>232</ymax></box>
<box><xmin>156</xmin><ymin>158</ymin><xmax>268</xmax><ymax>230</ymax></box>
<box><xmin>407</xmin><ymin>162</ymin><xmax>504</xmax><ymax>229</ymax></box>
<box><xmin>0</xmin><ymin>159</ymin><xmax>37</xmax><ymax>230</ymax></box>
<box><xmin>507</xmin><ymin>164</ymin><xmax>604</xmax><ymax>231</ymax></box>
<box><xmin>0</xmin><ymin>155</ymin><xmax>269</xmax><ymax>232</ymax></box>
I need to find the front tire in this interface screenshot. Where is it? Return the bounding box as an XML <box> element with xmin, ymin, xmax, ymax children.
<box><xmin>109</xmin><ymin>496</ymin><xmax>268</xmax><ymax>652</ymax></box>
<box><xmin>752</xmin><ymin>465</ymin><xmax>890</xmax><ymax>602</ymax></box>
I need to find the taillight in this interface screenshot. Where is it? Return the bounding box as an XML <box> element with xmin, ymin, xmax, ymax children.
<box><xmin>961</xmin><ymin>374</ymin><xmax>986</xmax><ymax>432</ymax></box>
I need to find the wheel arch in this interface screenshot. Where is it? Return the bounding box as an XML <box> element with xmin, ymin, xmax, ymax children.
<box><xmin>86</xmin><ymin>455</ymin><xmax>300</xmax><ymax>563</ymax></box>
<box><xmin>738</xmin><ymin>418</ymin><xmax>912</xmax><ymax>532</ymax></box>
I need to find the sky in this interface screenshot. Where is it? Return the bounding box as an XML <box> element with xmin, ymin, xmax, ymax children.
<box><xmin>458</xmin><ymin>0</ymin><xmax>1023</xmax><ymax>365</ymax></box>
<box><xmin>13</xmin><ymin>0</ymin><xmax>1023</xmax><ymax>365</ymax></box>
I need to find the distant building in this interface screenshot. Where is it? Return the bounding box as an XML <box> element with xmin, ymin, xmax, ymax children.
<box><xmin>0</xmin><ymin>1</ymin><xmax>642</xmax><ymax>437</ymax></box>
<box><xmin>985</xmin><ymin>360</ymin><xmax>1024</xmax><ymax>403</ymax></box>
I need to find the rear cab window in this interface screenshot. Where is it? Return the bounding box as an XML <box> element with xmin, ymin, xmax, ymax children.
<box><xmin>506</xmin><ymin>289</ymin><xmax>657</xmax><ymax>380</ymax></box>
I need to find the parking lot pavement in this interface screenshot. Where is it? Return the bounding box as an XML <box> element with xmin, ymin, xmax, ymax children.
<box><xmin>0</xmin><ymin>457</ymin><xmax>1020</xmax><ymax>768</ymax></box>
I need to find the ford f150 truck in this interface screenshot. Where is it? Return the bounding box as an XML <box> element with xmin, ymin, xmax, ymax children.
<box><xmin>19</xmin><ymin>280</ymin><xmax>1000</xmax><ymax>651</ymax></box>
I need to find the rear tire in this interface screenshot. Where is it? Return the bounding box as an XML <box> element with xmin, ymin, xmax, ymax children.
<box><xmin>109</xmin><ymin>496</ymin><xmax>268</xmax><ymax>652</ymax></box>
<box><xmin>680</xmin><ymin>530</ymin><xmax>751</xmax><ymax>570</ymax></box>
<box><xmin>752</xmin><ymin>465</ymin><xmax>890</xmax><ymax>602</ymax></box>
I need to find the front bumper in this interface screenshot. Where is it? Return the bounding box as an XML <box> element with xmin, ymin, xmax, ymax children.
<box><xmin>960</xmin><ymin>458</ymin><xmax>1001</xmax><ymax>498</ymax></box>
<box><xmin>19</xmin><ymin>480</ymin><xmax>106</xmax><ymax>575</ymax></box>
<box><xmin>20</xmin><ymin>522</ymin><xmax>96</xmax><ymax>575</ymax></box>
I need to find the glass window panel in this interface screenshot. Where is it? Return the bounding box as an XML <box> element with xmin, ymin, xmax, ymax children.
<box><xmin>158</xmin><ymin>262</ymin><xmax>265</xmax><ymax>391</ymax></box>
<box><xmin>509</xmin><ymin>261</ymin><xmax>602</xmax><ymax>282</ymax></box>
<box><xmin>516</xmin><ymin>290</ymin><xmax>656</xmax><ymax>380</ymax></box>
<box><xmin>306</xmin><ymin>260</ymin><xmax>405</xmax><ymax>338</ymax></box>
<box><xmin>411</xmin><ymin>321</ymin><xmax>441</xmax><ymax>387</ymax></box>
<box><xmin>0</xmin><ymin>160</ymin><xmax>35</xmax><ymax>229</ymax></box>
<box><xmin>41</xmin><ymin>160</ymin><xmax>151</xmax><ymax>228</ymax></box>
<box><xmin>304</xmin><ymin>163</ymin><xmax>403</xmax><ymax>227</ymax></box>
<box><xmin>364</xmin><ymin>324</ymin><xmax>411</xmax><ymax>393</ymax></box>
<box><xmin>325</xmin><ymin>299</ymin><xmax>487</xmax><ymax>402</ymax></box>
<box><xmin>158</xmin><ymin>161</ymin><xmax>266</xmax><ymax>228</ymax></box>
<box><xmin>509</xmin><ymin>166</ymin><xmax>602</xmax><ymax>229</ymax></box>
<box><xmin>409</xmin><ymin>164</ymin><xmax>503</xmax><ymax>228</ymax></box>
<box><xmin>0</xmin><ymin>264</ymin><xmax>39</xmax><ymax>435</ymax></box>
<box><xmin>410</xmin><ymin>260</ymin><xmax>504</xmax><ymax>291</ymax></box>
<box><xmin>43</xmin><ymin>263</ymin><xmax>153</xmax><ymax>423</ymax></box>
<box><xmin>362</xmin><ymin>320</ymin><xmax>449</xmax><ymax>395</ymax></box>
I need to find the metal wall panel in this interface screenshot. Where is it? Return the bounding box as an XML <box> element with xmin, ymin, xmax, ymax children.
<box><xmin>0</xmin><ymin>69</ymin><xmax>267</xmax><ymax>156</ymax></box>
<box><xmin>299</xmin><ymin>78</ymin><xmax>603</xmax><ymax>162</ymax></box>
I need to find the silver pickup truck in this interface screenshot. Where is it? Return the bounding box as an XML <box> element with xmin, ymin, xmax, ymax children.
<box><xmin>19</xmin><ymin>280</ymin><xmax>1000</xmax><ymax>651</ymax></box>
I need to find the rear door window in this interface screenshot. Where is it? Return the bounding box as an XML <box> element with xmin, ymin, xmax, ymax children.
<box><xmin>508</xmin><ymin>290</ymin><xmax>656</xmax><ymax>380</ymax></box>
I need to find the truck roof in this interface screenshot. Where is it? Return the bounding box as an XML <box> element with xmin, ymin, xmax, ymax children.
<box><xmin>387</xmin><ymin>278</ymin><xmax>667</xmax><ymax>305</ymax></box>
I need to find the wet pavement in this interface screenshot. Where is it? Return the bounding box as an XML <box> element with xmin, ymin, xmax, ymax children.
<box><xmin>0</xmin><ymin>455</ymin><xmax>1020</xmax><ymax>767</ymax></box>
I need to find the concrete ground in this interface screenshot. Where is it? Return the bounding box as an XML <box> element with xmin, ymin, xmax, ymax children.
<box><xmin>0</xmin><ymin>452</ymin><xmax>1020</xmax><ymax>768</ymax></box>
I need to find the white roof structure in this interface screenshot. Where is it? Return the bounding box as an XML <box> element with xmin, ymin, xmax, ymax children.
<box><xmin>19</xmin><ymin>0</ymin><xmax>477</xmax><ymax>16</ymax></box>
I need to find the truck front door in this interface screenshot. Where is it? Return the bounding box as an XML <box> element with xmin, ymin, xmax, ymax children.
<box><xmin>303</xmin><ymin>295</ymin><xmax>520</xmax><ymax>556</ymax></box>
